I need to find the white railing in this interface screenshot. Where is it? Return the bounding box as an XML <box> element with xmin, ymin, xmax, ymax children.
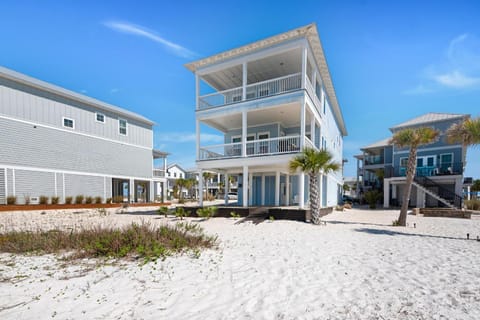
<box><xmin>198</xmin><ymin>73</ymin><xmax>302</xmax><ymax>110</ymax></box>
<box><xmin>305</xmin><ymin>78</ymin><xmax>323</xmax><ymax>115</ymax></box>
<box><xmin>199</xmin><ymin>142</ymin><xmax>242</xmax><ymax>160</ymax></box>
<box><xmin>304</xmin><ymin>136</ymin><xmax>316</xmax><ymax>150</ymax></box>
<box><xmin>199</xmin><ymin>136</ymin><xmax>301</xmax><ymax>160</ymax></box>
<box><xmin>153</xmin><ymin>169</ymin><xmax>165</xmax><ymax>177</ymax></box>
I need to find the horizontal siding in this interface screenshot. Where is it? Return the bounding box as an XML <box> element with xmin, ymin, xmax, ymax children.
<box><xmin>15</xmin><ymin>169</ymin><xmax>56</xmax><ymax>204</ymax></box>
<box><xmin>0</xmin><ymin>168</ymin><xmax>5</xmax><ymax>204</ymax></box>
<box><xmin>0</xmin><ymin>117</ymin><xmax>152</xmax><ymax>178</ymax></box>
<box><xmin>65</xmin><ymin>174</ymin><xmax>104</xmax><ymax>198</ymax></box>
<box><xmin>0</xmin><ymin>79</ymin><xmax>152</xmax><ymax>148</ymax></box>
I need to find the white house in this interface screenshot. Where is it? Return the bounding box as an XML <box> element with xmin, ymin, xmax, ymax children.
<box><xmin>185</xmin><ymin>23</ymin><xmax>347</xmax><ymax>208</ymax></box>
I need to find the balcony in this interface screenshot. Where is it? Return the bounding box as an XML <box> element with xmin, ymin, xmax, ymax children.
<box><xmin>364</xmin><ymin>155</ymin><xmax>384</xmax><ymax>166</ymax></box>
<box><xmin>386</xmin><ymin>162</ymin><xmax>463</xmax><ymax>178</ymax></box>
<box><xmin>199</xmin><ymin>135</ymin><xmax>314</xmax><ymax>160</ymax></box>
<box><xmin>198</xmin><ymin>73</ymin><xmax>302</xmax><ymax>110</ymax></box>
<box><xmin>153</xmin><ymin>168</ymin><xmax>165</xmax><ymax>178</ymax></box>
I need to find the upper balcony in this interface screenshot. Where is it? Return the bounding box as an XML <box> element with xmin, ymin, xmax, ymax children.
<box><xmin>385</xmin><ymin>162</ymin><xmax>464</xmax><ymax>178</ymax></box>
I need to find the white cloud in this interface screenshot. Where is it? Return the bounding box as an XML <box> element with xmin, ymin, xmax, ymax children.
<box><xmin>403</xmin><ymin>84</ymin><xmax>435</xmax><ymax>95</ymax></box>
<box><xmin>103</xmin><ymin>21</ymin><xmax>196</xmax><ymax>58</ymax></box>
<box><xmin>110</xmin><ymin>88</ymin><xmax>119</xmax><ymax>94</ymax></box>
<box><xmin>156</xmin><ymin>132</ymin><xmax>223</xmax><ymax>144</ymax></box>
<box><xmin>433</xmin><ymin>70</ymin><xmax>480</xmax><ymax>88</ymax></box>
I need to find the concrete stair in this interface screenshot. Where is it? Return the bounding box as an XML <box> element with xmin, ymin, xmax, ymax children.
<box><xmin>412</xmin><ymin>181</ymin><xmax>456</xmax><ymax>209</ymax></box>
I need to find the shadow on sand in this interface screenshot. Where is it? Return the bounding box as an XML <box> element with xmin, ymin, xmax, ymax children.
<box><xmin>354</xmin><ymin>227</ymin><xmax>471</xmax><ymax>241</ymax></box>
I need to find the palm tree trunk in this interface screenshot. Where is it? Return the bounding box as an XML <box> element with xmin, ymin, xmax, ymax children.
<box><xmin>309</xmin><ymin>172</ymin><xmax>320</xmax><ymax>224</ymax></box>
<box><xmin>398</xmin><ymin>147</ymin><xmax>417</xmax><ymax>226</ymax></box>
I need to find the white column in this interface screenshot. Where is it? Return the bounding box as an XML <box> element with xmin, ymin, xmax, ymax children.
<box><xmin>62</xmin><ymin>173</ymin><xmax>65</xmax><ymax>203</ymax></box>
<box><xmin>261</xmin><ymin>175</ymin><xmax>265</xmax><ymax>206</ymax></box>
<box><xmin>468</xmin><ymin>186</ymin><xmax>471</xmax><ymax>201</ymax></box>
<box><xmin>242</xmin><ymin>62</ymin><xmax>247</xmax><ymax>101</ymax></box>
<box><xmin>130</xmin><ymin>179</ymin><xmax>134</xmax><ymax>203</ymax></box>
<box><xmin>310</xmin><ymin>116</ymin><xmax>316</xmax><ymax>146</ymax></box>
<box><xmin>319</xmin><ymin>173</ymin><xmax>323</xmax><ymax>207</ymax></box>
<box><xmin>198</xmin><ymin>169</ymin><xmax>203</xmax><ymax>206</ymax></box>
<box><xmin>195</xmin><ymin>73</ymin><xmax>200</xmax><ymax>110</ymax></box>
<box><xmin>224</xmin><ymin>173</ymin><xmax>229</xmax><ymax>205</ymax></box>
<box><xmin>54</xmin><ymin>173</ymin><xmax>58</xmax><ymax>197</ymax></box>
<box><xmin>312</xmin><ymin>69</ymin><xmax>317</xmax><ymax>90</ymax></box>
<box><xmin>301</xmin><ymin>46</ymin><xmax>307</xmax><ymax>89</ymax></box>
<box><xmin>242</xmin><ymin>166</ymin><xmax>248</xmax><ymax>207</ymax></box>
<box><xmin>416</xmin><ymin>185</ymin><xmax>425</xmax><ymax>208</ymax></box>
<box><xmin>196</xmin><ymin>120</ymin><xmax>200</xmax><ymax>160</ymax></box>
<box><xmin>286</xmin><ymin>174</ymin><xmax>290</xmax><ymax>206</ymax></box>
<box><xmin>12</xmin><ymin>169</ymin><xmax>15</xmax><ymax>197</ymax></box>
<box><xmin>248</xmin><ymin>173</ymin><xmax>253</xmax><ymax>205</ymax></box>
<box><xmin>299</xmin><ymin>173</ymin><xmax>305</xmax><ymax>208</ymax></box>
<box><xmin>275</xmin><ymin>171</ymin><xmax>280</xmax><ymax>206</ymax></box>
<box><xmin>242</xmin><ymin>111</ymin><xmax>247</xmax><ymax>157</ymax></box>
<box><xmin>384</xmin><ymin>179</ymin><xmax>390</xmax><ymax>208</ymax></box>
<box><xmin>300</xmin><ymin>101</ymin><xmax>306</xmax><ymax>149</ymax></box>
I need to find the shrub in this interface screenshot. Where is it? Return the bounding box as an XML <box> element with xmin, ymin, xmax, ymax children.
<box><xmin>206</xmin><ymin>193</ymin><xmax>216</xmax><ymax>201</ymax></box>
<box><xmin>392</xmin><ymin>219</ymin><xmax>400</xmax><ymax>226</ymax></box>
<box><xmin>65</xmin><ymin>196</ymin><xmax>73</xmax><ymax>204</ymax></box>
<box><xmin>0</xmin><ymin>221</ymin><xmax>217</xmax><ymax>262</ymax></box>
<box><xmin>230</xmin><ymin>211</ymin><xmax>241</xmax><ymax>219</ymax></box>
<box><xmin>75</xmin><ymin>195</ymin><xmax>84</xmax><ymax>204</ymax></box>
<box><xmin>95</xmin><ymin>196</ymin><xmax>103</xmax><ymax>204</ymax></box>
<box><xmin>465</xmin><ymin>199</ymin><xmax>480</xmax><ymax>211</ymax></box>
<box><xmin>85</xmin><ymin>196</ymin><xmax>93</xmax><ymax>204</ymax></box>
<box><xmin>364</xmin><ymin>190</ymin><xmax>382</xmax><ymax>209</ymax></box>
<box><xmin>196</xmin><ymin>206</ymin><xmax>217</xmax><ymax>220</ymax></box>
<box><xmin>113</xmin><ymin>195</ymin><xmax>124</xmax><ymax>203</ymax></box>
<box><xmin>269</xmin><ymin>215</ymin><xmax>275</xmax><ymax>221</ymax></box>
<box><xmin>51</xmin><ymin>196</ymin><xmax>60</xmax><ymax>205</ymax></box>
<box><xmin>335</xmin><ymin>205</ymin><xmax>344</xmax><ymax>211</ymax></box>
<box><xmin>39</xmin><ymin>196</ymin><xmax>49</xmax><ymax>205</ymax></box>
<box><xmin>7</xmin><ymin>196</ymin><xmax>16</xmax><ymax>205</ymax></box>
<box><xmin>106</xmin><ymin>198</ymin><xmax>112</xmax><ymax>204</ymax></box>
<box><xmin>175</xmin><ymin>207</ymin><xmax>188</xmax><ymax>220</ymax></box>
<box><xmin>343</xmin><ymin>203</ymin><xmax>352</xmax><ymax>209</ymax></box>
<box><xmin>157</xmin><ymin>206</ymin><xmax>169</xmax><ymax>218</ymax></box>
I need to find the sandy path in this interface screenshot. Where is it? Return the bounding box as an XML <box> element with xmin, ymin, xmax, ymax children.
<box><xmin>1</xmin><ymin>207</ymin><xmax>480</xmax><ymax>319</ymax></box>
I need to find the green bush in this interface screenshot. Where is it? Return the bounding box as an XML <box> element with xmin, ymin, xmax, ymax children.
<box><xmin>7</xmin><ymin>196</ymin><xmax>16</xmax><ymax>205</ymax></box>
<box><xmin>65</xmin><ymin>196</ymin><xmax>73</xmax><ymax>204</ymax></box>
<box><xmin>196</xmin><ymin>206</ymin><xmax>217</xmax><ymax>219</ymax></box>
<box><xmin>95</xmin><ymin>196</ymin><xmax>103</xmax><ymax>204</ymax></box>
<box><xmin>157</xmin><ymin>206</ymin><xmax>169</xmax><ymax>218</ymax></box>
<box><xmin>175</xmin><ymin>207</ymin><xmax>188</xmax><ymax>220</ymax></box>
<box><xmin>364</xmin><ymin>190</ymin><xmax>382</xmax><ymax>209</ymax></box>
<box><xmin>85</xmin><ymin>196</ymin><xmax>93</xmax><ymax>204</ymax></box>
<box><xmin>51</xmin><ymin>196</ymin><xmax>60</xmax><ymax>205</ymax></box>
<box><xmin>75</xmin><ymin>195</ymin><xmax>84</xmax><ymax>204</ymax></box>
<box><xmin>113</xmin><ymin>195</ymin><xmax>124</xmax><ymax>203</ymax></box>
<box><xmin>39</xmin><ymin>196</ymin><xmax>49</xmax><ymax>205</ymax></box>
<box><xmin>230</xmin><ymin>211</ymin><xmax>240</xmax><ymax>219</ymax></box>
<box><xmin>465</xmin><ymin>199</ymin><xmax>480</xmax><ymax>211</ymax></box>
<box><xmin>106</xmin><ymin>198</ymin><xmax>112</xmax><ymax>204</ymax></box>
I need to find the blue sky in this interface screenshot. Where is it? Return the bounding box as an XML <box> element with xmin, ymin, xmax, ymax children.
<box><xmin>1</xmin><ymin>0</ymin><xmax>479</xmax><ymax>178</ymax></box>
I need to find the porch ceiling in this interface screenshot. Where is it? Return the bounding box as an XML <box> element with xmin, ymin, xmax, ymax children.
<box><xmin>202</xmin><ymin>102</ymin><xmax>301</xmax><ymax>132</ymax></box>
<box><xmin>201</xmin><ymin>48</ymin><xmax>302</xmax><ymax>91</ymax></box>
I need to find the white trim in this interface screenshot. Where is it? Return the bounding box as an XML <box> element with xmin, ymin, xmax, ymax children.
<box><xmin>12</xmin><ymin>168</ymin><xmax>15</xmax><ymax>196</ymax></box>
<box><xmin>393</xmin><ymin>144</ymin><xmax>462</xmax><ymax>154</ymax></box>
<box><xmin>118</xmin><ymin>118</ymin><xmax>128</xmax><ymax>136</ymax></box>
<box><xmin>4</xmin><ymin>168</ymin><xmax>8</xmax><ymax>198</ymax></box>
<box><xmin>95</xmin><ymin>112</ymin><xmax>106</xmax><ymax>124</ymax></box>
<box><xmin>62</xmin><ymin>173</ymin><xmax>65</xmax><ymax>202</ymax></box>
<box><xmin>62</xmin><ymin>116</ymin><xmax>75</xmax><ymax>129</ymax></box>
<box><xmin>54</xmin><ymin>173</ymin><xmax>57</xmax><ymax>197</ymax></box>
<box><xmin>0</xmin><ymin>114</ymin><xmax>152</xmax><ymax>150</ymax></box>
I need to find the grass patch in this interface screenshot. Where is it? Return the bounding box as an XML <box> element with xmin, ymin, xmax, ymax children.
<box><xmin>0</xmin><ymin>222</ymin><xmax>217</xmax><ymax>262</ymax></box>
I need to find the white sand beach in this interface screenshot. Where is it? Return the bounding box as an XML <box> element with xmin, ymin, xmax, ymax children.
<box><xmin>1</xmin><ymin>207</ymin><xmax>480</xmax><ymax>319</ymax></box>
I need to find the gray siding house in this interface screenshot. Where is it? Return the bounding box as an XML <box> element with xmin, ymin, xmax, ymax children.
<box><xmin>0</xmin><ymin>66</ymin><xmax>167</xmax><ymax>204</ymax></box>
<box><xmin>355</xmin><ymin>113</ymin><xmax>469</xmax><ymax>209</ymax></box>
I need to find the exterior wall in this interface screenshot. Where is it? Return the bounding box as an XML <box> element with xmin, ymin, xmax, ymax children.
<box><xmin>384</xmin><ymin>146</ymin><xmax>393</xmax><ymax>164</ymax></box>
<box><xmin>224</xmin><ymin>123</ymin><xmax>280</xmax><ymax>143</ymax></box>
<box><xmin>0</xmin><ymin>78</ymin><xmax>152</xmax><ymax>148</ymax></box>
<box><xmin>0</xmin><ymin>169</ymin><xmax>5</xmax><ymax>204</ymax></box>
<box><xmin>0</xmin><ymin>117</ymin><xmax>152</xmax><ymax>178</ymax></box>
<box><xmin>393</xmin><ymin>146</ymin><xmax>463</xmax><ymax>176</ymax></box>
<box><xmin>167</xmin><ymin>165</ymin><xmax>186</xmax><ymax>179</ymax></box>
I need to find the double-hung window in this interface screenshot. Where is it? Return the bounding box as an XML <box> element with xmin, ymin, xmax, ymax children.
<box><xmin>63</xmin><ymin>117</ymin><xmax>74</xmax><ymax>129</ymax></box>
<box><xmin>96</xmin><ymin>113</ymin><xmax>105</xmax><ymax>123</ymax></box>
<box><xmin>119</xmin><ymin>119</ymin><xmax>127</xmax><ymax>135</ymax></box>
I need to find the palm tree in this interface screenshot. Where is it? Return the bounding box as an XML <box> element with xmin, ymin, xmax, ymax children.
<box><xmin>202</xmin><ymin>171</ymin><xmax>215</xmax><ymax>198</ymax></box>
<box><xmin>390</xmin><ymin>127</ymin><xmax>439</xmax><ymax>226</ymax></box>
<box><xmin>175</xmin><ymin>178</ymin><xmax>190</xmax><ymax>203</ymax></box>
<box><xmin>446</xmin><ymin>116</ymin><xmax>480</xmax><ymax>147</ymax></box>
<box><xmin>289</xmin><ymin>148</ymin><xmax>340</xmax><ymax>225</ymax></box>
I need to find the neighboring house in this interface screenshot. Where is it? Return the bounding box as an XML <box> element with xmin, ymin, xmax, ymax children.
<box><xmin>342</xmin><ymin>177</ymin><xmax>358</xmax><ymax>198</ymax></box>
<box><xmin>0</xmin><ymin>66</ymin><xmax>168</xmax><ymax>204</ymax></box>
<box><xmin>355</xmin><ymin>113</ymin><xmax>469</xmax><ymax>209</ymax></box>
<box><xmin>185</xmin><ymin>23</ymin><xmax>347</xmax><ymax>208</ymax></box>
<box><xmin>166</xmin><ymin>164</ymin><xmax>188</xmax><ymax>198</ymax></box>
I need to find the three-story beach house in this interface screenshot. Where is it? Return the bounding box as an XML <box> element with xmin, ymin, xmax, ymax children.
<box><xmin>185</xmin><ymin>24</ymin><xmax>347</xmax><ymax>208</ymax></box>
<box><xmin>0</xmin><ymin>66</ymin><xmax>168</xmax><ymax>204</ymax></box>
<box><xmin>355</xmin><ymin>113</ymin><xmax>468</xmax><ymax>209</ymax></box>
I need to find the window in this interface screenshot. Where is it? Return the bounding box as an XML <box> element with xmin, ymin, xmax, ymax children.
<box><xmin>417</xmin><ymin>158</ymin><xmax>424</xmax><ymax>167</ymax></box>
<box><xmin>180</xmin><ymin>173</ymin><xmax>183</xmax><ymax>178</ymax></box>
<box><xmin>400</xmin><ymin>157</ymin><xmax>408</xmax><ymax>167</ymax></box>
<box><xmin>174</xmin><ymin>172</ymin><xmax>177</xmax><ymax>178</ymax></box>
<box><xmin>322</xmin><ymin>94</ymin><xmax>326</xmax><ymax>114</ymax></box>
<box><xmin>96</xmin><ymin>113</ymin><xmax>105</xmax><ymax>123</ymax></box>
<box><xmin>119</xmin><ymin>119</ymin><xmax>127</xmax><ymax>135</ymax></box>
<box><xmin>231</xmin><ymin>136</ymin><xmax>241</xmax><ymax>156</ymax></box>
<box><xmin>258</xmin><ymin>132</ymin><xmax>269</xmax><ymax>154</ymax></box>
<box><xmin>63</xmin><ymin>117</ymin><xmax>74</xmax><ymax>129</ymax></box>
<box><xmin>427</xmin><ymin>156</ymin><xmax>435</xmax><ymax>167</ymax></box>
<box><xmin>246</xmin><ymin>135</ymin><xmax>255</xmax><ymax>155</ymax></box>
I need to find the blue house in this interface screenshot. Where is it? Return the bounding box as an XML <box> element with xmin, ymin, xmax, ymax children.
<box><xmin>356</xmin><ymin>113</ymin><xmax>469</xmax><ymax>209</ymax></box>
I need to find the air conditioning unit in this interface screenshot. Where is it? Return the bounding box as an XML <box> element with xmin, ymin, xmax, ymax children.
<box><xmin>29</xmin><ymin>196</ymin><xmax>40</xmax><ymax>205</ymax></box>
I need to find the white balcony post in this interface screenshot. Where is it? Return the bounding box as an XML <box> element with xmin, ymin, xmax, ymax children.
<box><xmin>242</xmin><ymin>166</ymin><xmax>248</xmax><ymax>207</ymax></box>
<box><xmin>242</xmin><ymin>111</ymin><xmax>247</xmax><ymax>157</ymax></box>
<box><xmin>261</xmin><ymin>174</ymin><xmax>265</xmax><ymax>206</ymax></box>
<box><xmin>224</xmin><ymin>173</ymin><xmax>229</xmax><ymax>205</ymax></box>
<box><xmin>242</xmin><ymin>62</ymin><xmax>247</xmax><ymax>101</ymax></box>
<box><xmin>299</xmin><ymin>173</ymin><xmax>305</xmax><ymax>209</ymax></box>
<box><xmin>163</xmin><ymin>157</ymin><xmax>167</xmax><ymax>174</ymax></box>
<box><xmin>310</xmin><ymin>116</ymin><xmax>316</xmax><ymax>147</ymax></box>
<box><xmin>275</xmin><ymin>171</ymin><xmax>280</xmax><ymax>206</ymax></box>
<box><xmin>198</xmin><ymin>169</ymin><xmax>203</xmax><ymax>206</ymax></box>
<box><xmin>196</xmin><ymin>119</ymin><xmax>200</xmax><ymax>160</ymax></box>
<box><xmin>195</xmin><ymin>73</ymin><xmax>200</xmax><ymax>110</ymax></box>
<box><xmin>301</xmin><ymin>46</ymin><xmax>307</xmax><ymax>89</ymax></box>
<box><xmin>248</xmin><ymin>173</ymin><xmax>253</xmax><ymax>205</ymax></box>
<box><xmin>312</xmin><ymin>69</ymin><xmax>317</xmax><ymax>90</ymax></box>
<box><xmin>300</xmin><ymin>100</ymin><xmax>306</xmax><ymax>149</ymax></box>
<box><xmin>285</xmin><ymin>174</ymin><xmax>290</xmax><ymax>206</ymax></box>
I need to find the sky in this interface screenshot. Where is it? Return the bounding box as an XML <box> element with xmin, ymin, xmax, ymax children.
<box><xmin>1</xmin><ymin>0</ymin><xmax>479</xmax><ymax>178</ymax></box>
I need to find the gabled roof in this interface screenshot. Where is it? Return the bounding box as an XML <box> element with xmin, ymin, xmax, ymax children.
<box><xmin>167</xmin><ymin>163</ymin><xmax>186</xmax><ymax>173</ymax></box>
<box><xmin>389</xmin><ymin>113</ymin><xmax>469</xmax><ymax>131</ymax></box>
<box><xmin>0</xmin><ymin>66</ymin><xmax>155</xmax><ymax>125</ymax></box>
<box><xmin>184</xmin><ymin>23</ymin><xmax>347</xmax><ymax>136</ymax></box>
<box><xmin>360</xmin><ymin>137</ymin><xmax>391</xmax><ymax>150</ymax></box>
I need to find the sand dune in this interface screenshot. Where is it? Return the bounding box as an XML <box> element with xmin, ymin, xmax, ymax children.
<box><xmin>1</xmin><ymin>207</ymin><xmax>480</xmax><ymax>319</ymax></box>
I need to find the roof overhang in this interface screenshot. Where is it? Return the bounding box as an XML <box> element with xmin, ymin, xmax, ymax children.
<box><xmin>153</xmin><ymin>149</ymin><xmax>169</xmax><ymax>159</ymax></box>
